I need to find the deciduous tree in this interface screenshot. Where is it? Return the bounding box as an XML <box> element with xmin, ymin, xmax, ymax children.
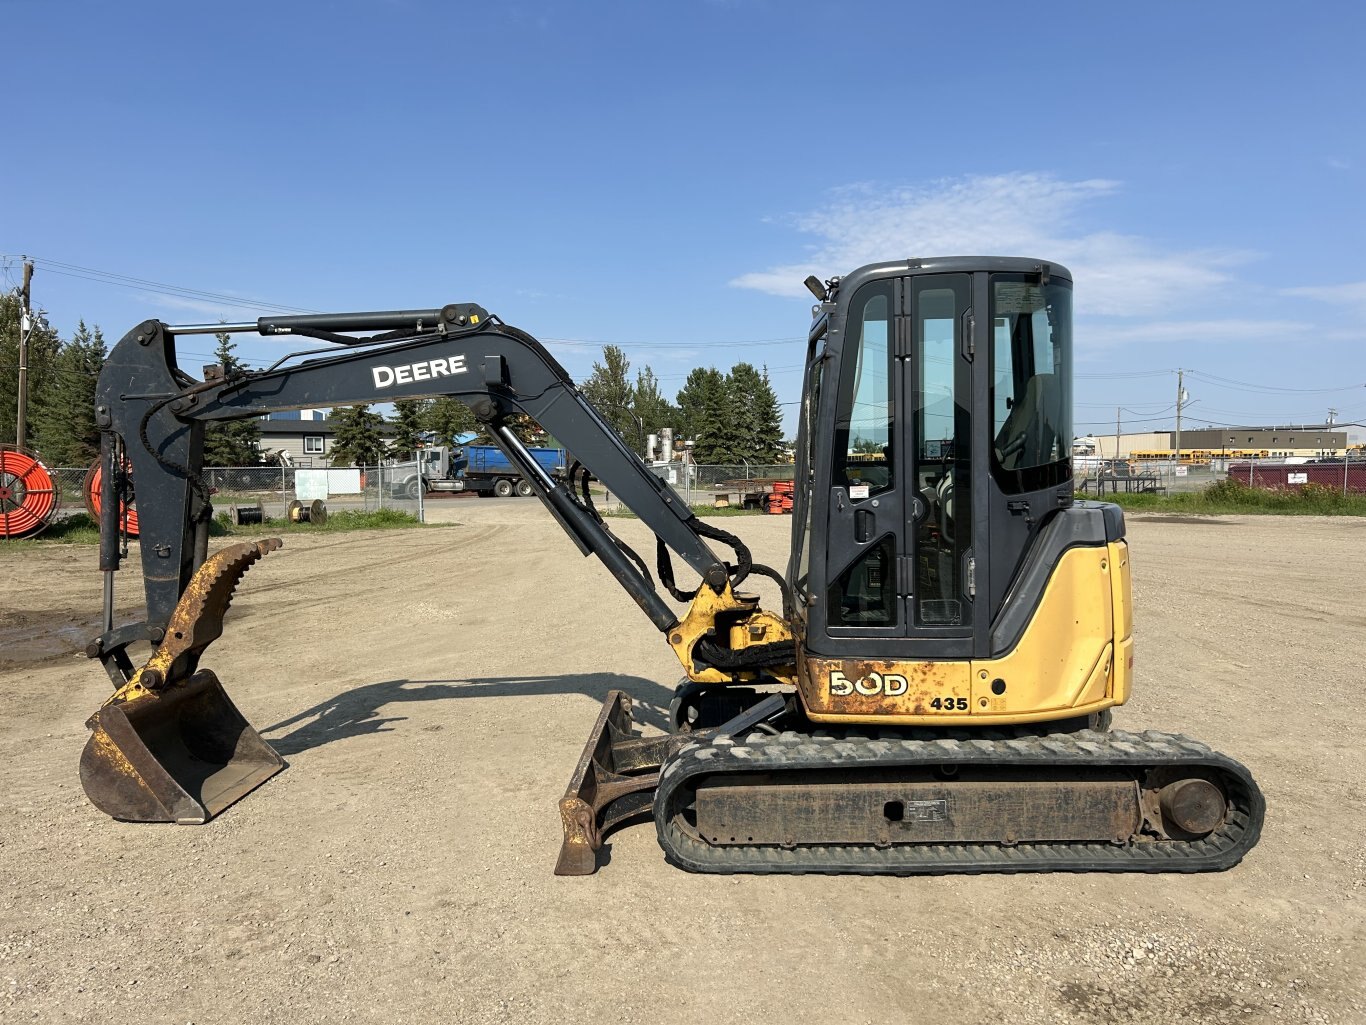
<box><xmin>581</xmin><ymin>345</ymin><xmax>639</xmax><ymax>448</ymax></box>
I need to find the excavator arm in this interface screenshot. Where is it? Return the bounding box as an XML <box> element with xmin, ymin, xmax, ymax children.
<box><xmin>83</xmin><ymin>303</ymin><xmax>795</xmax><ymax>871</ymax></box>
<box><xmin>94</xmin><ymin>304</ymin><xmax>768</xmax><ymax>642</ymax></box>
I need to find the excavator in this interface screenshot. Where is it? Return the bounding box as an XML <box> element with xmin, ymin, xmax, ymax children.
<box><xmin>80</xmin><ymin>257</ymin><xmax>1264</xmax><ymax>875</ymax></box>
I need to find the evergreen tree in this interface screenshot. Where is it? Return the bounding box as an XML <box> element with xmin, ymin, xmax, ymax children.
<box><xmin>201</xmin><ymin>332</ymin><xmax>261</xmax><ymax>465</ymax></box>
<box><xmin>581</xmin><ymin>344</ymin><xmax>638</xmax><ymax>447</ymax></box>
<box><xmin>675</xmin><ymin>367</ymin><xmax>713</xmax><ymax>446</ymax></box>
<box><xmin>0</xmin><ymin>291</ymin><xmax>63</xmax><ymax>451</ymax></box>
<box><xmin>329</xmin><ymin>404</ymin><xmax>388</xmax><ymax>467</ymax></box>
<box><xmin>423</xmin><ymin>396</ymin><xmax>476</xmax><ymax>443</ymax></box>
<box><xmin>631</xmin><ymin>366</ymin><xmax>678</xmax><ymax>442</ymax></box>
<box><xmin>725</xmin><ymin>362</ymin><xmax>786</xmax><ymax>463</ymax></box>
<box><xmin>725</xmin><ymin>363</ymin><xmax>764</xmax><ymax>462</ymax></box>
<box><xmin>33</xmin><ymin>320</ymin><xmax>106</xmax><ymax>466</ymax></box>
<box><xmin>677</xmin><ymin>367</ymin><xmax>739</xmax><ymax>463</ymax></box>
<box><xmin>390</xmin><ymin>399</ymin><xmax>428</xmax><ymax>459</ymax></box>
<box><xmin>754</xmin><ymin>365</ymin><xmax>787</xmax><ymax>462</ymax></box>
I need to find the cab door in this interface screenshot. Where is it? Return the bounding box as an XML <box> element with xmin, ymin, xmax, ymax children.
<box><xmin>899</xmin><ymin>272</ymin><xmax>975</xmax><ymax>655</ymax></box>
<box><xmin>821</xmin><ymin>271</ymin><xmax>977</xmax><ymax>659</ymax></box>
<box><xmin>823</xmin><ymin>275</ymin><xmax>905</xmax><ymax>643</ymax></box>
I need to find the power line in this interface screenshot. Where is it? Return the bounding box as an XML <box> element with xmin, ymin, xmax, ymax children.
<box><xmin>543</xmin><ymin>335</ymin><xmax>805</xmax><ymax>351</ymax></box>
<box><xmin>1</xmin><ymin>254</ymin><xmax>320</xmax><ymax>316</ymax></box>
<box><xmin>1076</xmin><ymin>374</ymin><xmax>1174</xmax><ymax>382</ymax></box>
<box><xmin>1185</xmin><ymin>369</ymin><xmax>1366</xmax><ymax>394</ymax></box>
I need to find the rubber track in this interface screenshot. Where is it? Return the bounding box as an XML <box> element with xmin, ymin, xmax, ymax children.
<box><xmin>654</xmin><ymin>729</ymin><xmax>1265</xmax><ymax>875</ymax></box>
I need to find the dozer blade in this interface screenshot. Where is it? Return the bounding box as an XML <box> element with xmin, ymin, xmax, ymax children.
<box><xmin>81</xmin><ymin>539</ymin><xmax>285</xmax><ymax>823</ymax></box>
<box><xmin>555</xmin><ymin>691</ymin><xmax>687</xmax><ymax>875</ymax></box>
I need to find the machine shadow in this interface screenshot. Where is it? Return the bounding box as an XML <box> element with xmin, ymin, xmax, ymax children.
<box><xmin>260</xmin><ymin>673</ymin><xmax>677</xmax><ymax>756</ymax></box>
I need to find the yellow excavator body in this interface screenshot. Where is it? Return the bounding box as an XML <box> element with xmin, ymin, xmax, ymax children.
<box><xmin>80</xmin><ymin>261</ymin><xmax>1261</xmax><ymax>878</ymax></box>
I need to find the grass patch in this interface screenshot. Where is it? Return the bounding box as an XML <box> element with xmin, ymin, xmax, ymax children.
<box><xmin>217</xmin><ymin>508</ymin><xmax>437</xmax><ymax>533</ymax></box>
<box><xmin>1086</xmin><ymin>479</ymin><xmax>1366</xmax><ymax>516</ymax></box>
<box><xmin>215</xmin><ymin>508</ymin><xmax>443</xmax><ymax>533</ymax></box>
<box><xmin>0</xmin><ymin>513</ymin><xmax>103</xmax><ymax>549</ymax></box>
<box><xmin>1</xmin><ymin>508</ymin><xmax>440</xmax><ymax>552</ymax></box>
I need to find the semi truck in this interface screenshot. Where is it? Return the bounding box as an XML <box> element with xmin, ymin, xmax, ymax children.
<box><xmin>399</xmin><ymin>444</ymin><xmax>567</xmax><ymax>498</ymax></box>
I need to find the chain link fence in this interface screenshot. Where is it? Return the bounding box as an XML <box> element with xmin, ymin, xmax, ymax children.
<box><xmin>1077</xmin><ymin>456</ymin><xmax>1366</xmax><ymax>496</ymax></box>
<box><xmin>643</xmin><ymin>462</ymin><xmax>796</xmax><ymax>507</ymax></box>
<box><xmin>38</xmin><ymin>454</ymin><xmax>1366</xmax><ymax>527</ymax></box>
<box><xmin>44</xmin><ymin>462</ymin><xmax>425</xmax><ymax>524</ymax></box>
<box><xmin>1075</xmin><ymin>460</ymin><xmax>1224</xmax><ymax>496</ymax></box>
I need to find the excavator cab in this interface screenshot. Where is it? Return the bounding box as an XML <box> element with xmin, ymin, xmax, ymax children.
<box><xmin>791</xmin><ymin>259</ymin><xmax>1077</xmax><ymax>679</ymax></box>
<box><xmin>779</xmin><ymin>260</ymin><xmax>1114</xmax><ymax>725</ymax></box>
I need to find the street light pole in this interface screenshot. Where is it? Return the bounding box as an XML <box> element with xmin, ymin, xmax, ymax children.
<box><xmin>1174</xmin><ymin>368</ymin><xmax>1184</xmax><ymax>467</ymax></box>
<box><xmin>15</xmin><ymin>260</ymin><xmax>34</xmax><ymax>447</ymax></box>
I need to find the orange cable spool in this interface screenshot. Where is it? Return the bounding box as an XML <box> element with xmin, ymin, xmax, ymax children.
<box><xmin>83</xmin><ymin>458</ymin><xmax>140</xmax><ymax>538</ymax></box>
<box><xmin>0</xmin><ymin>445</ymin><xmax>61</xmax><ymax>539</ymax></box>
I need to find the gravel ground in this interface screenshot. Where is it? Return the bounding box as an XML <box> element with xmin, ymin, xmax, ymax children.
<box><xmin>1</xmin><ymin>505</ymin><xmax>1362</xmax><ymax>1024</ymax></box>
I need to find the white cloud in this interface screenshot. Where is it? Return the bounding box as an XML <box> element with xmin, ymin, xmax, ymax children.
<box><xmin>730</xmin><ymin>173</ymin><xmax>1254</xmax><ymax>316</ymax></box>
<box><xmin>1283</xmin><ymin>280</ymin><xmax>1366</xmax><ymax>309</ymax></box>
<box><xmin>1080</xmin><ymin>318</ymin><xmax>1307</xmax><ymax>349</ymax></box>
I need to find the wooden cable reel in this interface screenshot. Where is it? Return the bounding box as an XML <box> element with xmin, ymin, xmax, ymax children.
<box><xmin>227</xmin><ymin>503</ymin><xmax>265</xmax><ymax>526</ymax></box>
<box><xmin>0</xmin><ymin>445</ymin><xmax>61</xmax><ymax>539</ymax></box>
<box><xmin>286</xmin><ymin>499</ymin><xmax>327</xmax><ymax>525</ymax></box>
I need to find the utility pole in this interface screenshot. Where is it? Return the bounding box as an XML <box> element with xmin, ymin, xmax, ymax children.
<box><xmin>1173</xmin><ymin>368</ymin><xmax>1185</xmax><ymax>465</ymax></box>
<box><xmin>15</xmin><ymin>259</ymin><xmax>34</xmax><ymax>448</ymax></box>
<box><xmin>1115</xmin><ymin>406</ymin><xmax>1122</xmax><ymax>464</ymax></box>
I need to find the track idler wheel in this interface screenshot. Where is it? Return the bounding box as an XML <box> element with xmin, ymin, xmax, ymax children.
<box><xmin>1159</xmin><ymin>777</ymin><xmax>1228</xmax><ymax>836</ymax></box>
<box><xmin>0</xmin><ymin>445</ymin><xmax>61</xmax><ymax>539</ymax></box>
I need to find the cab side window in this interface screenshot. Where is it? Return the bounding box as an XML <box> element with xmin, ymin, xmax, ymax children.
<box><xmin>832</xmin><ymin>282</ymin><xmax>894</xmax><ymax>495</ymax></box>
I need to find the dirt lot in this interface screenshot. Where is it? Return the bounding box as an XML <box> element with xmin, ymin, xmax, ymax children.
<box><xmin>2</xmin><ymin>506</ymin><xmax>1363</xmax><ymax>1024</ymax></box>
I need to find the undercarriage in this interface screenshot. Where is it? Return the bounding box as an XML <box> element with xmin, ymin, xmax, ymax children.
<box><xmin>557</xmin><ymin>686</ymin><xmax>1263</xmax><ymax>875</ymax></box>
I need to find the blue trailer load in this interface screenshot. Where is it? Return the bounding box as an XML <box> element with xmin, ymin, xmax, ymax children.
<box><xmin>398</xmin><ymin>443</ymin><xmax>567</xmax><ymax>498</ymax></box>
<box><xmin>453</xmin><ymin>444</ymin><xmax>565</xmax><ymax>481</ymax></box>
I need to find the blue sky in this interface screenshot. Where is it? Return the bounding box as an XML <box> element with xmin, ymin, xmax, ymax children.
<box><xmin>4</xmin><ymin>0</ymin><xmax>1364</xmax><ymax>438</ymax></box>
